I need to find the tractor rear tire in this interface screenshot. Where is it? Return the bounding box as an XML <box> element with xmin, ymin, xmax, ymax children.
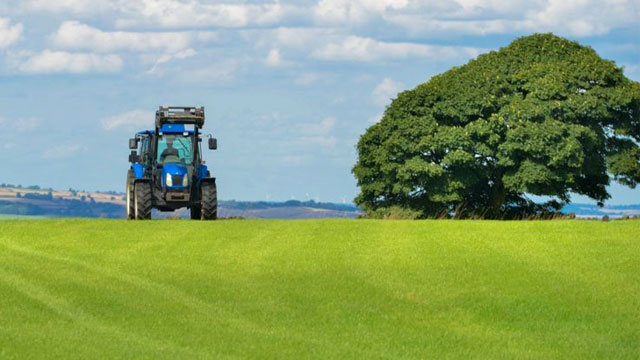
<box><xmin>126</xmin><ymin>171</ymin><xmax>135</xmax><ymax>220</ymax></box>
<box><xmin>134</xmin><ymin>182</ymin><xmax>152</xmax><ymax>220</ymax></box>
<box><xmin>201</xmin><ymin>181</ymin><xmax>217</xmax><ymax>220</ymax></box>
<box><xmin>190</xmin><ymin>206</ymin><xmax>202</xmax><ymax>220</ymax></box>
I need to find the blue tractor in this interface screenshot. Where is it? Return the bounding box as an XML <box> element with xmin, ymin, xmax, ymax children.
<box><xmin>126</xmin><ymin>106</ymin><xmax>218</xmax><ymax>220</ymax></box>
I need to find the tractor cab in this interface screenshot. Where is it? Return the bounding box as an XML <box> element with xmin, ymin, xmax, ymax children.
<box><xmin>157</xmin><ymin>128</ymin><xmax>194</xmax><ymax>189</ymax></box>
<box><xmin>126</xmin><ymin>106</ymin><xmax>218</xmax><ymax>220</ymax></box>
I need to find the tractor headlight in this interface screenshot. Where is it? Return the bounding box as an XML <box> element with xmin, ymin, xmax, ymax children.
<box><xmin>166</xmin><ymin>173</ymin><xmax>172</xmax><ymax>187</ymax></box>
<box><xmin>182</xmin><ymin>175</ymin><xmax>188</xmax><ymax>187</ymax></box>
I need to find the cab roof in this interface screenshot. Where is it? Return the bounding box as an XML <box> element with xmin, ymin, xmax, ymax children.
<box><xmin>137</xmin><ymin>123</ymin><xmax>195</xmax><ymax>135</ymax></box>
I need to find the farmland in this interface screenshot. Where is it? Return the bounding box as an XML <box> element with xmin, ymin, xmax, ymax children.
<box><xmin>0</xmin><ymin>219</ymin><xmax>638</xmax><ymax>359</ymax></box>
<box><xmin>0</xmin><ymin>186</ymin><xmax>360</xmax><ymax>219</ymax></box>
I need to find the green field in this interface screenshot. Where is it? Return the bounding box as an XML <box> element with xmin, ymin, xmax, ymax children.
<box><xmin>0</xmin><ymin>219</ymin><xmax>638</xmax><ymax>359</ymax></box>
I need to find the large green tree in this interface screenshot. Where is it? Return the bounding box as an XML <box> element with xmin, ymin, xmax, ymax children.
<box><xmin>353</xmin><ymin>34</ymin><xmax>640</xmax><ymax>219</ymax></box>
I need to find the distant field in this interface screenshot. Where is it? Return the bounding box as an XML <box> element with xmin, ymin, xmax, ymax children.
<box><xmin>0</xmin><ymin>186</ymin><xmax>361</xmax><ymax>219</ymax></box>
<box><xmin>0</xmin><ymin>214</ymin><xmax>48</xmax><ymax>220</ymax></box>
<box><xmin>0</xmin><ymin>219</ymin><xmax>638</xmax><ymax>359</ymax></box>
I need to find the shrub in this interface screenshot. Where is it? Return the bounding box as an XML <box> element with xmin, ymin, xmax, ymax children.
<box><xmin>362</xmin><ymin>206</ymin><xmax>422</xmax><ymax>220</ymax></box>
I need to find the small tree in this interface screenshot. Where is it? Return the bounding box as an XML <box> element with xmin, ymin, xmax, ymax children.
<box><xmin>353</xmin><ymin>34</ymin><xmax>640</xmax><ymax>219</ymax></box>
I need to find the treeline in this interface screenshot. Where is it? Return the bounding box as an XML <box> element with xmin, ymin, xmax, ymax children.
<box><xmin>19</xmin><ymin>192</ymin><xmax>53</xmax><ymax>200</ymax></box>
<box><xmin>0</xmin><ymin>196</ymin><xmax>359</xmax><ymax>219</ymax></box>
<box><xmin>0</xmin><ymin>198</ymin><xmax>124</xmax><ymax>218</ymax></box>
<box><xmin>0</xmin><ymin>183</ymin><xmax>54</xmax><ymax>191</ymax></box>
<box><xmin>221</xmin><ymin>200</ymin><xmax>359</xmax><ymax>212</ymax></box>
<box><xmin>1</xmin><ymin>184</ymin><xmax>122</xmax><ymax>196</ymax></box>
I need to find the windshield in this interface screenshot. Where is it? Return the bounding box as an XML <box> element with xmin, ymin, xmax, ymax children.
<box><xmin>157</xmin><ymin>134</ymin><xmax>194</xmax><ymax>164</ymax></box>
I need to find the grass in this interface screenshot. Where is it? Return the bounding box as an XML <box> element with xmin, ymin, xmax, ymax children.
<box><xmin>0</xmin><ymin>219</ymin><xmax>638</xmax><ymax>359</ymax></box>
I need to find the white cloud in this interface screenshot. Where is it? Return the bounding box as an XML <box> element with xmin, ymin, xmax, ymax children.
<box><xmin>309</xmin><ymin>0</ymin><xmax>639</xmax><ymax>38</ymax></box>
<box><xmin>299</xmin><ymin>117</ymin><xmax>336</xmax><ymax>136</ymax></box>
<box><xmin>143</xmin><ymin>48</ymin><xmax>198</xmax><ymax>75</ymax></box>
<box><xmin>264</xmin><ymin>48</ymin><xmax>282</xmax><ymax>67</ymax></box>
<box><xmin>9</xmin><ymin>1</ymin><xmax>298</xmax><ymax>28</ymax></box>
<box><xmin>450</xmin><ymin>0</ymin><xmax>544</xmax><ymax>17</ymax></box>
<box><xmin>312</xmin><ymin>35</ymin><xmax>480</xmax><ymax>62</ymax></box>
<box><xmin>294</xmin><ymin>117</ymin><xmax>338</xmax><ymax>148</ymax></box>
<box><xmin>5</xmin><ymin>0</ymin><xmax>637</xmax><ymax>39</ymax></box>
<box><xmin>15</xmin><ymin>118</ymin><xmax>39</xmax><ymax>132</ymax></box>
<box><xmin>385</xmin><ymin>0</ymin><xmax>639</xmax><ymax>37</ymax></box>
<box><xmin>294</xmin><ymin>72</ymin><xmax>321</xmax><ymax>85</ymax></box>
<box><xmin>0</xmin><ymin>18</ymin><xmax>23</xmax><ymax>49</ymax></box>
<box><xmin>313</xmin><ymin>0</ymin><xmax>410</xmax><ymax>24</ymax></box>
<box><xmin>19</xmin><ymin>0</ymin><xmax>115</xmax><ymax>15</ymax></box>
<box><xmin>14</xmin><ymin>0</ymin><xmax>289</xmax><ymax>26</ymax></box>
<box><xmin>115</xmin><ymin>2</ymin><xmax>290</xmax><ymax>29</ymax></box>
<box><xmin>272</xmin><ymin>28</ymin><xmax>340</xmax><ymax>50</ymax></box>
<box><xmin>0</xmin><ymin>117</ymin><xmax>39</xmax><ymax>132</ymax></box>
<box><xmin>526</xmin><ymin>0</ymin><xmax>638</xmax><ymax>37</ymax></box>
<box><xmin>372</xmin><ymin>78</ymin><xmax>404</xmax><ymax>106</ymax></box>
<box><xmin>101</xmin><ymin>110</ymin><xmax>152</xmax><ymax>130</ymax></box>
<box><xmin>175</xmin><ymin>58</ymin><xmax>239</xmax><ymax>83</ymax></box>
<box><xmin>281</xmin><ymin>155</ymin><xmax>305</xmax><ymax>165</ymax></box>
<box><xmin>18</xmin><ymin>50</ymin><xmax>123</xmax><ymax>74</ymax></box>
<box><xmin>386</xmin><ymin>16</ymin><xmax>525</xmax><ymax>36</ymax></box>
<box><xmin>42</xmin><ymin>144</ymin><xmax>84</xmax><ymax>159</ymax></box>
<box><xmin>50</xmin><ymin>21</ymin><xmax>217</xmax><ymax>54</ymax></box>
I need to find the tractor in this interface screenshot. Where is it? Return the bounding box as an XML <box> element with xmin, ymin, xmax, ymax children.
<box><xmin>126</xmin><ymin>106</ymin><xmax>218</xmax><ymax>220</ymax></box>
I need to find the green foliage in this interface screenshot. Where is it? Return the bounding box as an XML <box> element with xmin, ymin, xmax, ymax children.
<box><xmin>0</xmin><ymin>219</ymin><xmax>639</xmax><ymax>358</ymax></box>
<box><xmin>360</xmin><ymin>205</ymin><xmax>423</xmax><ymax>219</ymax></box>
<box><xmin>354</xmin><ymin>34</ymin><xmax>640</xmax><ymax>218</ymax></box>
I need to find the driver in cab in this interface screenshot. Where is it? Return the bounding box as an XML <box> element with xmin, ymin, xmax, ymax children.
<box><xmin>160</xmin><ymin>138</ymin><xmax>180</xmax><ymax>162</ymax></box>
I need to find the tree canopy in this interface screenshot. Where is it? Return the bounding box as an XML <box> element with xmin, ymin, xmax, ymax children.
<box><xmin>353</xmin><ymin>34</ymin><xmax>640</xmax><ymax>219</ymax></box>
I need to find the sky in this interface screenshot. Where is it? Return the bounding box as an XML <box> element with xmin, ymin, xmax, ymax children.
<box><xmin>0</xmin><ymin>0</ymin><xmax>638</xmax><ymax>204</ymax></box>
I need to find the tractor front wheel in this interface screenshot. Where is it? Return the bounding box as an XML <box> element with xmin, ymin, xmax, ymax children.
<box><xmin>134</xmin><ymin>182</ymin><xmax>152</xmax><ymax>220</ymax></box>
<box><xmin>201</xmin><ymin>181</ymin><xmax>217</xmax><ymax>220</ymax></box>
<box><xmin>125</xmin><ymin>171</ymin><xmax>135</xmax><ymax>220</ymax></box>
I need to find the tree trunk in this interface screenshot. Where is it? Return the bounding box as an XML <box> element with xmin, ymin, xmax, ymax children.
<box><xmin>487</xmin><ymin>179</ymin><xmax>505</xmax><ymax>218</ymax></box>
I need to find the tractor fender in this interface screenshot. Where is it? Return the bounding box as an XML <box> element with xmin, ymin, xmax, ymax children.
<box><xmin>131</xmin><ymin>164</ymin><xmax>145</xmax><ymax>179</ymax></box>
<box><xmin>200</xmin><ymin>177</ymin><xmax>216</xmax><ymax>185</ymax></box>
<box><xmin>133</xmin><ymin>178</ymin><xmax>151</xmax><ymax>184</ymax></box>
<box><xmin>197</xmin><ymin>164</ymin><xmax>208</xmax><ymax>181</ymax></box>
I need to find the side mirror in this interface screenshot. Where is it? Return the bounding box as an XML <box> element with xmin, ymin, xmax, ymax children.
<box><xmin>208</xmin><ymin>138</ymin><xmax>218</xmax><ymax>150</ymax></box>
<box><xmin>128</xmin><ymin>151</ymin><xmax>139</xmax><ymax>163</ymax></box>
<box><xmin>129</xmin><ymin>138</ymin><xmax>137</xmax><ymax>149</ymax></box>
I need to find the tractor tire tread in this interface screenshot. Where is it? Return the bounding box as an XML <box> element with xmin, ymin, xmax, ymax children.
<box><xmin>201</xmin><ymin>182</ymin><xmax>217</xmax><ymax>220</ymax></box>
<box><xmin>126</xmin><ymin>170</ymin><xmax>135</xmax><ymax>220</ymax></box>
<box><xmin>134</xmin><ymin>182</ymin><xmax>152</xmax><ymax>220</ymax></box>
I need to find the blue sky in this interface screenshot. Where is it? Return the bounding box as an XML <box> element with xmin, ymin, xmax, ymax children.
<box><xmin>0</xmin><ymin>0</ymin><xmax>638</xmax><ymax>204</ymax></box>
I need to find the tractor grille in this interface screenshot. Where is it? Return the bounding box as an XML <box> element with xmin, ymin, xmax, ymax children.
<box><xmin>171</xmin><ymin>175</ymin><xmax>184</xmax><ymax>185</ymax></box>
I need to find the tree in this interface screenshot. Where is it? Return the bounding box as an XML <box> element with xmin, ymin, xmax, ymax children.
<box><xmin>353</xmin><ymin>34</ymin><xmax>640</xmax><ymax>219</ymax></box>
